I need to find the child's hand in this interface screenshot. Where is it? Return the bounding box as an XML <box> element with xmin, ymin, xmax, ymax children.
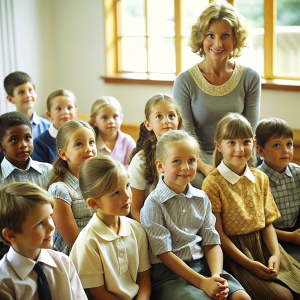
<box><xmin>249</xmin><ymin>260</ymin><xmax>278</xmax><ymax>280</ymax></box>
<box><xmin>199</xmin><ymin>275</ymin><xmax>229</xmax><ymax>300</ymax></box>
<box><xmin>267</xmin><ymin>255</ymin><xmax>280</xmax><ymax>277</ymax></box>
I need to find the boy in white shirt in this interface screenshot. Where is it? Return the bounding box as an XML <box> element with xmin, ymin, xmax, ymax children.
<box><xmin>0</xmin><ymin>182</ymin><xmax>87</xmax><ymax>300</ymax></box>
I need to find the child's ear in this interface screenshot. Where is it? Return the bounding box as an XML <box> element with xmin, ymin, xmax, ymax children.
<box><xmin>256</xmin><ymin>144</ymin><xmax>265</xmax><ymax>157</ymax></box>
<box><xmin>6</xmin><ymin>95</ymin><xmax>15</xmax><ymax>104</ymax></box>
<box><xmin>144</xmin><ymin>120</ymin><xmax>153</xmax><ymax>132</ymax></box>
<box><xmin>86</xmin><ymin>198</ymin><xmax>100</xmax><ymax>209</ymax></box>
<box><xmin>74</xmin><ymin>108</ymin><xmax>78</xmax><ymax>117</ymax></box>
<box><xmin>46</xmin><ymin>111</ymin><xmax>52</xmax><ymax>120</ymax></box>
<box><xmin>215</xmin><ymin>141</ymin><xmax>222</xmax><ymax>152</ymax></box>
<box><xmin>58</xmin><ymin>149</ymin><xmax>68</xmax><ymax>161</ymax></box>
<box><xmin>90</xmin><ymin>118</ymin><xmax>97</xmax><ymax>127</ymax></box>
<box><xmin>2</xmin><ymin>228</ymin><xmax>16</xmax><ymax>244</ymax></box>
<box><xmin>156</xmin><ymin>160</ymin><xmax>164</xmax><ymax>173</ymax></box>
<box><xmin>0</xmin><ymin>141</ymin><xmax>5</xmax><ymax>152</ymax></box>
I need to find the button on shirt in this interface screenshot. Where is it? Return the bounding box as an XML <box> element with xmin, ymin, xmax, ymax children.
<box><xmin>0</xmin><ymin>157</ymin><xmax>52</xmax><ymax>190</ymax></box>
<box><xmin>140</xmin><ymin>178</ymin><xmax>220</xmax><ymax>264</ymax></box>
<box><xmin>258</xmin><ymin>161</ymin><xmax>300</xmax><ymax>228</ymax></box>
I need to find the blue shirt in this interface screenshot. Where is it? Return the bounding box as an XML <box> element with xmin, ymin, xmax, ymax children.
<box><xmin>31</xmin><ymin>111</ymin><xmax>51</xmax><ymax>139</ymax></box>
<box><xmin>140</xmin><ymin>178</ymin><xmax>220</xmax><ymax>264</ymax></box>
<box><xmin>258</xmin><ymin>161</ymin><xmax>300</xmax><ymax>228</ymax></box>
<box><xmin>0</xmin><ymin>157</ymin><xmax>52</xmax><ymax>190</ymax></box>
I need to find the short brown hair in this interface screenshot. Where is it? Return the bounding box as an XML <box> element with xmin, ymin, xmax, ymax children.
<box><xmin>255</xmin><ymin>118</ymin><xmax>293</xmax><ymax>148</ymax></box>
<box><xmin>4</xmin><ymin>71</ymin><xmax>35</xmax><ymax>96</ymax></box>
<box><xmin>0</xmin><ymin>182</ymin><xmax>55</xmax><ymax>246</ymax></box>
<box><xmin>188</xmin><ymin>1</ymin><xmax>249</xmax><ymax>59</ymax></box>
<box><xmin>46</xmin><ymin>89</ymin><xmax>77</xmax><ymax>112</ymax></box>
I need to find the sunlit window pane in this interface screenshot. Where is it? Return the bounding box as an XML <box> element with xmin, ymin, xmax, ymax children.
<box><xmin>236</xmin><ymin>0</ymin><xmax>264</xmax><ymax>75</ymax></box>
<box><xmin>119</xmin><ymin>37</ymin><xmax>147</xmax><ymax>72</ymax></box>
<box><xmin>119</xmin><ymin>0</ymin><xmax>145</xmax><ymax>36</ymax></box>
<box><xmin>275</xmin><ymin>0</ymin><xmax>300</xmax><ymax>76</ymax></box>
<box><xmin>148</xmin><ymin>0</ymin><xmax>174</xmax><ymax>37</ymax></box>
<box><xmin>181</xmin><ymin>0</ymin><xmax>207</xmax><ymax>70</ymax></box>
<box><xmin>148</xmin><ymin>37</ymin><xmax>175</xmax><ymax>73</ymax></box>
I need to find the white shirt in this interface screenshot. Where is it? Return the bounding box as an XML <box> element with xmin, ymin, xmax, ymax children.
<box><xmin>0</xmin><ymin>247</ymin><xmax>87</xmax><ymax>300</ymax></box>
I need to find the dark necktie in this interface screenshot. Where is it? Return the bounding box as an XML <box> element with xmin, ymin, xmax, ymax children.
<box><xmin>33</xmin><ymin>262</ymin><xmax>52</xmax><ymax>300</ymax></box>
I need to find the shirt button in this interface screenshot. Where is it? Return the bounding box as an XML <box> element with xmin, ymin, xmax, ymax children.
<box><xmin>184</xmin><ymin>228</ymin><xmax>188</xmax><ymax>232</ymax></box>
<box><xmin>183</xmin><ymin>209</ymin><xmax>186</xmax><ymax>213</ymax></box>
<box><xmin>286</xmin><ymin>202</ymin><xmax>290</xmax><ymax>206</ymax></box>
<box><xmin>282</xmin><ymin>185</ymin><xmax>286</xmax><ymax>189</ymax></box>
<box><xmin>120</xmin><ymin>252</ymin><xmax>124</xmax><ymax>257</ymax></box>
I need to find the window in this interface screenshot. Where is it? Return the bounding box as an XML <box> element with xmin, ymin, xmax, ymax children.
<box><xmin>104</xmin><ymin>0</ymin><xmax>300</xmax><ymax>82</ymax></box>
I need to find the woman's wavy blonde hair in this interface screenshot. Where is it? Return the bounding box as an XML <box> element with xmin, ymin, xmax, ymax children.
<box><xmin>188</xmin><ymin>1</ymin><xmax>249</xmax><ymax>59</ymax></box>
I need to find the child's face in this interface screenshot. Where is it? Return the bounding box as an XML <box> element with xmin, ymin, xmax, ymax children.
<box><xmin>91</xmin><ymin>104</ymin><xmax>122</xmax><ymax>136</ymax></box>
<box><xmin>156</xmin><ymin>142</ymin><xmax>198</xmax><ymax>194</ymax></box>
<box><xmin>0</xmin><ymin>124</ymin><xmax>33</xmax><ymax>170</ymax></box>
<box><xmin>216</xmin><ymin>137</ymin><xmax>255</xmax><ymax>175</ymax></box>
<box><xmin>257</xmin><ymin>135</ymin><xmax>293</xmax><ymax>173</ymax></box>
<box><xmin>60</xmin><ymin>127</ymin><xmax>97</xmax><ymax>175</ymax></box>
<box><xmin>46</xmin><ymin>96</ymin><xmax>77</xmax><ymax>130</ymax></box>
<box><xmin>95</xmin><ymin>171</ymin><xmax>132</xmax><ymax>217</ymax></box>
<box><xmin>12</xmin><ymin>203</ymin><xmax>54</xmax><ymax>260</ymax></box>
<box><xmin>7</xmin><ymin>82</ymin><xmax>37</xmax><ymax>113</ymax></box>
<box><xmin>145</xmin><ymin>102</ymin><xmax>180</xmax><ymax>140</ymax></box>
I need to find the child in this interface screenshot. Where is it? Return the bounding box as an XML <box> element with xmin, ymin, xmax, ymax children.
<box><xmin>47</xmin><ymin>120</ymin><xmax>97</xmax><ymax>255</ymax></box>
<box><xmin>89</xmin><ymin>96</ymin><xmax>136</xmax><ymax>166</ymax></box>
<box><xmin>0</xmin><ymin>182</ymin><xmax>87</xmax><ymax>299</ymax></box>
<box><xmin>70</xmin><ymin>156</ymin><xmax>151</xmax><ymax>300</ymax></box>
<box><xmin>202</xmin><ymin>113</ymin><xmax>300</xmax><ymax>299</ymax></box>
<box><xmin>128</xmin><ymin>93</ymin><xmax>206</xmax><ymax>221</ymax></box>
<box><xmin>140</xmin><ymin>130</ymin><xmax>249</xmax><ymax>300</ymax></box>
<box><xmin>4</xmin><ymin>71</ymin><xmax>51</xmax><ymax>139</ymax></box>
<box><xmin>255</xmin><ymin>118</ymin><xmax>300</xmax><ymax>250</ymax></box>
<box><xmin>32</xmin><ymin>89</ymin><xmax>78</xmax><ymax>163</ymax></box>
<box><xmin>0</xmin><ymin>111</ymin><xmax>52</xmax><ymax>190</ymax></box>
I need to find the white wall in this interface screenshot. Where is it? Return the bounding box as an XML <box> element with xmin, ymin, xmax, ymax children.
<box><xmin>10</xmin><ymin>0</ymin><xmax>300</xmax><ymax>128</ymax></box>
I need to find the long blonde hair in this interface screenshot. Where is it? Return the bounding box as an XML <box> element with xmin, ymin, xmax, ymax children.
<box><xmin>47</xmin><ymin>120</ymin><xmax>95</xmax><ymax>187</ymax></box>
<box><xmin>129</xmin><ymin>93</ymin><xmax>183</xmax><ymax>185</ymax></box>
<box><xmin>213</xmin><ymin>113</ymin><xmax>255</xmax><ymax>168</ymax></box>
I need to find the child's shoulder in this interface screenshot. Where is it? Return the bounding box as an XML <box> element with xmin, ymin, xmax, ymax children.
<box><xmin>31</xmin><ymin>159</ymin><xmax>52</xmax><ymax>171</ymax></box>
<box><xmin>119</xmin><ymin>130</ymin><xmax>136</xmax><ymax>143</ymax></box>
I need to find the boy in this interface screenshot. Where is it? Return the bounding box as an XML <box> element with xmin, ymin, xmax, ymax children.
<box><xmin>256</xmin><ymin>118</ymin><xmax>300</xmax><ymax>248</ymax></box>
<box><xmin>32</xmin><ymin>89</ymin><xmax>77</xmax><ymax>163</ymax></box>
<box><xmin>4</xmin><ymin>71</ymin><xmax>51</xmax><ymax>139</ymax></box>
<box><xmin>0</xmin><ymin>182</ymin><xmax>87</xmax><ymax>299</ymax></box>
<box><xmin>0</xmin><ymin>111</ymin><xmax>52</xmax><ymax>190</ymax></box>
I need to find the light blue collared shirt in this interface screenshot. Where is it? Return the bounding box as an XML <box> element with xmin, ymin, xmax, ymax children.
<box><xmin>0</xmin><ymin>157</ymin><xmax>52</xmax><ymax>190</ymax></box>
<box><xmin>258</xmin><ymin>161</ymin><xmax>300</xmax><ymax>228</ymax></box>
<box><xmin>31</xmin><ymin>111</ymin><xmax>51</xmax><ymax>139</ymax></box>
<box><xmin>141</xmin><ymin>177</ymin><xmax>220</xmax><ymax>264</ymax></box>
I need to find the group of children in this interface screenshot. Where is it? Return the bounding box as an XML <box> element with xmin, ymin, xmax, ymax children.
<box><xmin>0</xmin><ymin>70</ymin><xmax>299</xmax><ymax>300</ymax></box>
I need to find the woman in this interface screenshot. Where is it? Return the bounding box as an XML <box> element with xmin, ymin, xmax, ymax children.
<box><xmin>173</xmin><ymin>1</ymin><xmax>260</xmax><ymax>174</ymax></box>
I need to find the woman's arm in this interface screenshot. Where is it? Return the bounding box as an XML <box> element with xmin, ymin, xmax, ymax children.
<box><xmin>136</xmin><ymin>270</ymin><xmax>151</xmax><ymax>300</ymax></box>
<box><xmin>52</xmin><ymin>198</ymin><xmax>79</xmax><ymax>249</ymax></box>
<box><xmin>130</xmin><ymin>188</ymin><xmax>145</xmax><ymax>222</ymax></box>
<box><xmin>243</xmin><ymin>68</ymin><xmax>261</xmax><ymax>130</ymax></box>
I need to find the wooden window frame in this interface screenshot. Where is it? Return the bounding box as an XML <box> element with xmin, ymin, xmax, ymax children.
<box><xmin>103</xmin><ymin>0</ymin><xmax>300</xmax><ymax>91</ymax></box>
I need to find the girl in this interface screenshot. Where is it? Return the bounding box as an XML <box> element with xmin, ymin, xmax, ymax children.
<box><xmin>90</xmin><ymin>96</ymin><xmax>136</xmax><ymax>166</ymax></box>
<box><xmin>202</xmin><ymin>113</ymin><xmax>300</xmax><ymax>300</ymax></box>
<box><xmin>47</xmin><ymin>120</ymin><xmax>97</xmax><ymax>255</ymax></box>
<box><xmin>70</xmin><ymin>156</ymin><xmax>151</xmax><ymax>300</ymax></box>
<box><xmin>140</xmin><ymin>130</ymin><xmax>250</xmax><ymax>300</ymax></box>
